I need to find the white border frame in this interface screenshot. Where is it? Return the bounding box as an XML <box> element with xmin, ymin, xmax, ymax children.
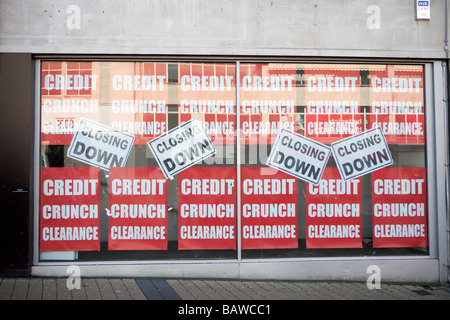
<box><xmin>32</xmin><ymin>61</ymin><xmax>41</xmax><ymax>266</ymax></box>
<box><xmin>429</xmin><ymin>62</ymin><xmax>449</xmax><ymax>282</ymax></box>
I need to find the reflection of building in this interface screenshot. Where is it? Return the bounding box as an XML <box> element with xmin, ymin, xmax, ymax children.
<box><xmin>0</xmin><ymin>1</ymin><xmax>448</xmax><ymax>284</ymax></box>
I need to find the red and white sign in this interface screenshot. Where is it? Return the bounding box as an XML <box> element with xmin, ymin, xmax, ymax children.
<box><xmin>40</xmin><ymin>167</ymin><xmax>100</xmax><ymax>252</ymax></box>
<box><xmin>178</xmin><ymin>63</ymin><xmax>236</xmax><ymax>145</ymax></box>
<box><xmin>369</xmin><ymin>65</ymin><xmax>424</xmax><ymax>145</ymax></box>
<box><xmin>41</xmin><ymin>61</ymin><xmax>102</xmax><ymax>145</ymax></box>
<box><xmin>372</xmin><ymin>167</ymin><xmax>427</xmax><ymax>248</ymax></box>
<box><xmin>108</xmin><ymin>62</ymin><xmax>168</xmax><ymax>145</ymax></box>
<box><xmin>304</xmin><ymin>66</ymin><xmax>362</xmax><ymax>144</ymax></box>
<box><xmin>178</xmin><ymin>167</ymin><xmax>236</xmax><ymax>250</ymax></box>
<box><xmin>306</xmin><ymin>167</ymin><xmax>362</xmax><ymax>248</ymax></box>
<box><xmin>108</xmin><ymin>167</ymin><xmax>168</xmax><ymax>250</ymax></box>
<box><xmin>241</xmin><ymin>167</ymin><xmax>298</xmax><ymax>249</ymax></box>
<box><xmin>240</xmin><ymin>64</ymin><xmax>297</xmax><ymax>145</ymax></box>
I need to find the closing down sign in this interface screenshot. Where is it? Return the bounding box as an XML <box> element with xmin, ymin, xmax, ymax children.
<box><xmin>331</xmin><ymin>126</ymin><xmax>393</xmax><ymax>181</ymax></box>
<box><xmin>266</xmin><ymin>129</ymin><xmax>331</xmax><ymax>185</ymax></box>
<box><xmin>67</xmin><ymin>118</ymin><xmax>135</xmax><ymax>171</ymax></box>
<box><xmin>148</xmin><ymin>119</ymin><xmax>216</xmax><ymax>180</ymax></box>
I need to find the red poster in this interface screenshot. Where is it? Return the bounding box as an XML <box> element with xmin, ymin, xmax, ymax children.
<box><xmin>241</xmin><ymin>167</ymin><xmax>298</xmax><ymax>249</ymax></box>
<box><xmin>178</xmin><ymin>63</ymin><xmax>236</xmax><ymax>145</ymax></box>
<box><xmin>178</xmin><ymin>167</ymin><xmax>237</xmax><ymax>250</ymax></box>
<box><xmin>40</xmin><ymin>167</ymin><xmax>100</xmax><ymax>252</ymax></box>
<box><xmin>369</xmin><ymin>65</ymin><xmax>424</xmax><ymax>145</ymax></box>
<box><xmin>306</xmin><ymin>167</ymin><xmax>362</xmax><ymax>248</ymax></box>
<box><xmin>109</xmin><ymin>62</ymin><xmax>168</xmax><ymax>145</ymax></box>
<box><xmin>108</xmin><ymin>167</ymin><xmax>168</xmax><ymax>250</ymax></box>
<box><xmin>372</xmin><ymin>167</ymin><xmax>427</xmax><ymax>248</ymax></box>
<box><xmin>240</xmin><ymin>64</ymin><xmax>297</xmax><ymax>145</ymax></box>
<box><xmin>304</xmin><ymin>65</ymin><xmax>362</xmax><ymax>144</ymax></box>
<box><xmin>41</xmin><ymin>61</ymin><xmax>102</xmax><ymax>145</ymax></box>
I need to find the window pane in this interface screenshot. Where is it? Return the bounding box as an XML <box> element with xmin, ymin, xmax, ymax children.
<box><xmin>39</xmin><ymin>61</ymin><xmax>237</xmax><ymax>261</ymax></box>
<box><xmin>240</xmin><ymin>63</ymin><xmax>427</xmax><ymax>259</ymax></box>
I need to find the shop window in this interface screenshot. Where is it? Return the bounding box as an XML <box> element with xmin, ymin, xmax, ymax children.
<box><xmin>38</xmin><ymin>61</ymin><xmax>427</xmax><ymax>262</ymax></box>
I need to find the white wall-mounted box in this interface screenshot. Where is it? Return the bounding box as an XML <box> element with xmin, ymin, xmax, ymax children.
<box><xmin>416</xmin><ymin>0</ymin><xmax>431</xmax><ymax>20</ymax></box>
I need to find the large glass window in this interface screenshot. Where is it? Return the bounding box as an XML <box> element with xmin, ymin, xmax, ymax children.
<box><xmin>38</xmin><ymin>61</ymin><xmax>427</xmax><ymax>262</ymax></box>
<box><xmin>239</xmin><ymin>63</ymin><xmax>426</xmax><ymax>259</ymax></box>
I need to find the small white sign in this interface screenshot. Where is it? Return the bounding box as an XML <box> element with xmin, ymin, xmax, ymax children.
<box><xmin>67</xmin><ymin>118</ymin><xmax>135</xmax><ymax>171</ymax></box>
<box><xmin>331</xmin><ymin>127</ymin><xmax>393</xmax><ymax>181</ymax></box>
<box><xmin>266</xmin><ymin>129</ymin><xmax>331</xmax><ymax>185</ymax></box>
<box><xmin>148</xmin><ymin>119</ymin><xmax>216</xmax><ymax>180</ymax></box>
<box><xmin>416</xmin><ymin>0</ymin><xmax>431</xmax><ymax>20</ymax></box>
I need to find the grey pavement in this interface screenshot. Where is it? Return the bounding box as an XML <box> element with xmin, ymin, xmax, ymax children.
<box><xmin>1</xmin><ymin>277</ymin><xmax>450</xmax><ymax>300</ymax></box>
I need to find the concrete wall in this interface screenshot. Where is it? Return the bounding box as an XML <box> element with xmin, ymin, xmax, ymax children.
<box><xmin>0</xmin><ymin>0</ymin><xmax>448</xmax><ymax>58</ymax></box>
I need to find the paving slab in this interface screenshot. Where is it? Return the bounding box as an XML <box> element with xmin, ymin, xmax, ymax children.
<box><xmin>0</xmin><ymin>277</ymin><xmax>449</xmax><ymax>301</ymax></box>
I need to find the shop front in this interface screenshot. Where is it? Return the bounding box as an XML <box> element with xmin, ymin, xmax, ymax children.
<box><xmin>31</xmin><ymin>59</ymin><xmax>448</xmax><ymax>282</ymax></box>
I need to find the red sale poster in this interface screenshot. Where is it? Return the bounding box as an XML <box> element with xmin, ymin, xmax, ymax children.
<box><xmin>240</xmin><ymin>64</ymin><xmax>297</xmax><ymax>145</ymax></box>
<box><xmin>372</xmin><ymin>167</ymin><xmax>427</xmax><ymax>248</ymax></box>
<box><xmin>306</xmin><ymin>167</ymin><xmax>362</xmax><ymax>248</ymax></box>
<box><xmin>40</xmin><ymin>167</ymin><xmax>101</xmax><ymax>252</ymax></box>
<box><xmin>369</xmin><ymin>65</ymin><xmax>424</xmax><ymax>145</ymax></box>
<box><xmin>108</xmin><ymin>62</ymin><xmax>168</xmax><ymax>145</ymax></box>
<box><xmin>41</xmin><ymin>61</ymin><xmax>102</xmax><ymax>145</ymax></box>
<box><xmin>241</xmin><ymin>167</ymin><xmax>298</xmax><ymax>249</ymax></box>
<box><xmin>178</xmin><ymin>63</ymin><xmax>236</xmax><ymax>145</ymax></box>
<box><xmin>178</xmin><ymin>167</ymin><xmax>237</xmax><ymax>250</ymax></box>
<box><xmin>108</xmin><ymin>167</ymin><xmax>168</xmax><ymax>250</ymax></box>
<box><xmin>304</xmin><ymin>65</ymin><xmax>362</xmax><ymax>144</ymax></box>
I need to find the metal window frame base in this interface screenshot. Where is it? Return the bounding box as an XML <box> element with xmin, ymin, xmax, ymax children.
<box><xmin>31</xmin><ymin>257</ymin><xmax>439</xmax><ymax>283</ymax></box>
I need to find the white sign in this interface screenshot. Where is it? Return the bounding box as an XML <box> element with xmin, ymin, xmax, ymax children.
<box><xmin>67</xmin><ymin>118</ymin><xmax>135</xmax><ymax>171</ymax></box>
<box><xmin>148</xmin><ymin>119</ymin><xmax>216</xmax><ymax>180</ymax></box>
<box><xmin>416</xmin><ymin>0</ymin><xmax>431</xmax><ymax>20</ymax></box>
<box><xmin>331</xmin><ymin>127</ymin><xmax>393</xmax><ymax>181</ymax></box>
<box><xmin>266</xmin><ymin>129</ymin><xmax>331</xmax><ymax>185</ymax></box>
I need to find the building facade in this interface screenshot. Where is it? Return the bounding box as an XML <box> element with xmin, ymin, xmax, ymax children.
<box><xmin>0</xmin><ymin>0</ymin><xmax>449</xmax><ymax>283</ymax></box>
